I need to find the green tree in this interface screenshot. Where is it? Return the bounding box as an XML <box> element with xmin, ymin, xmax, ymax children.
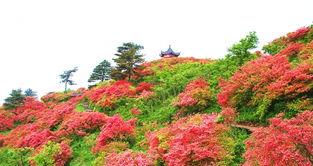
<box><xmin>3</xmin><ymin>89</ymin><xmax>25</xmax><ymax>110</ymax></box>
<box><xmin>226</xmin><ymin>32</ymin><xmax>259</xmax><ymax>66</ymax></box>
<box><xmin>88</xmin><ymin>60</ymin><xmax>111</xmax><ymax>83</ymax></box>
<box><xmin>60</xmin><ymin>67</ymin><xmax>78</xmax><ymax>92</ymax></box>
<box><xmin>112</xmin><ymin>42</ymin><xmax>144</xmax><ymax>80</ymax></box>
<box><xmin>24</xmin><ymin>88</ymin><xmax>37</xmax><ymax>98</ymax></box>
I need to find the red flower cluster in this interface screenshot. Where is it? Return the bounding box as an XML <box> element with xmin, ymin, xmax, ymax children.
<box><xmin>35</xmin><ymin>95</ymin><xmax>84</xmax><ymax>129</ymax></box>
<box><xmin>86</xmin><ymin>80</ymin><xmax>133</xmax><ymax>108</ymax></box>
<box><xmin>174</xmin><ymin>78</ymin><xmax>211</xmax><ymax>108</ymax></box>
<box><xmin>18</xmin><ymin>129</ymin><xmax>57</xmax><ymax>148</ymax></box>
<box><xmin>276</xmin><ymin>42</ymin><xmax>304</xmax><ymax>57</ymax></box>
<box><xmin>220</xmin><ymin>107</ymin><xmax>236</xmax><ymax>124</ymax></box>
<box><xmin>0</xmin><ymin>109</ymin><xmax>14</xmax><ymax>131</ymax></box>
<box><xmin>287</xmin><ymin>27</ymin><xmax>310</xmax><ymax>41</ymax></box>
<box><xmin>57</xmin><ymin>112</ymin><xmax>107</xmax><ymax>137</ymax></box>
<box><xmin>138</xmin><ymin>90</ymin><xmax>154</xmax><ymax>99</ymax></box>
<box><xmin>3</xmin><ymin>124</ymin><xmax>55</xmax><ymax>148</ymax></box>
<box><xmin>13</xmin><ymin>97</ymin><xmax>47</xmax><ymax>124</ymax></box>
<box><xmin>217</xmin><ymin>54</ymin><xmax>312</xmax><ymax>108</ymax></box>
<box><xmin>147</xmin><ymin>114</ymin><xmax>232</xmax><ymax>166</ymax></box>
<box><xmin>135</xmin><ymin>82</ymin><xmax>153</xmax><ymax>93</ymax></box>
<box><xmin>41</xmin><ymin>88</ymin><xmax>86</xmax><ymax>108</ymax></box>
<box><xmin>30</xmin><ymin>141</ymin><xmax>72</xmax><ymax>166</ymax></box>
<box><xmin>86</xmin><ymin>80</ymin><xmax>154</xmax><ymax>108</ymax></box>
<box><xmin>130</xmin><ymin>108</ymin><xmax>141</xmax><ymax>115</ymax></box>
<box><xmin>105</xmin><ymin>150</ymin><xmax>153</xmax><ymax>166</ymax></box>
<box><xmin>244</xmin><ymin>111</ymin><xmax>313</xmax><ymax>166</ymax></box>
<box><xmin>54</xmin><ymin>141</ymin><xmax>72</xmax><ymax>166</ymax></box>
<box><xmin>93</xmin><ymin>115</ymin><xmax>136</xmax><ymax>152</ymax></box>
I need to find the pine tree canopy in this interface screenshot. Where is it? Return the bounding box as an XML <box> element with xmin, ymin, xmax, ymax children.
<box><xmin>112</xmin><ymin>42</ymin><xmax>144</xmax><ymax>80</ymax></box>
<box><xmin>88</xmin><ymin>60</ymin><xmax>111</xmax><ymax>83</ymax></box>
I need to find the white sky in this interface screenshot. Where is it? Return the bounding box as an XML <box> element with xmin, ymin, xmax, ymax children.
<box><xmin>0</xmin><ymin>0</ymin><xmax>312</xmax><ymax>104</ymax></box>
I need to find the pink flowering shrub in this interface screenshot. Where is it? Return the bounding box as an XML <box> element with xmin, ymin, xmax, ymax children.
<box><xmin>147</xmin><ymin>114</ymin><xmax>235</xmax><ymax>166</ymax></box>
<box><xmin>104</xmin><ymin>150</ymin><xmax>153</xmax><ymax>166</ymax></box>
<box><xmin>56</xmin><ymin>112</ymin><xmax>107</xmax><ymax>137</ymax></box>
<box><xmin>130</xmin><ymin>108</ymin><xmax>142</xmax><ymax>115</ymax></box>
<box><xmin>3</xmin><ymin>124</ymin><xmax>56</xmax><ymax>148</ymax></box>
<box><xmin>93</xmin><ymin>115</ymin><xmax>136</xmax><ymax>152</ymax></box>
<box><xmin>17</xmin><ymin>129</ymin><xmax>57</xmax><ymax>148</ymax></box>
<box><xmin>13</xmin><ymin>97</ymin><xmax>47</xmax><ymax>124</ymax></box>
<box><xmin>41</xmin><ymin>88</ymin><xmax>86</xmax><ymax>106</ymax></box>
<box><xmin>287</xmin><ymin>27</ymin><xmax>311</xmax><ymax>41</ymax></box>
<box><xmin>35</xmin><ymin>95</ymin><xmax>84</xmax><ymax>129</ymax></box>
<box><xmin>217</xmin><ymin>50</ymin><xmax>312</xmax><ymax>120</ymax></box>
<box><xmin>55</xmin><ymin>141</ymin><xmax>72</xmax><ymax>166</ymax></box>
<box><xmin>138</xmin><ymin>90</ymin><xmax>154</xmax><ymax>99</ymax></box>
<box><xmin>135</xmin><ymin>82</ymin><xmax>153</xmax><ymax>93</ymax></box>
<box><xmin>174</xmin><ymin>78</ymin><xmax>211</xmax><ymax>111</ymax></box>
<box><xmin>276</xmin><ymin>42</ymin><xmax>304</xmax><ymax>57</ymax></box>
<box><xmin>30</xmin><ymin>141</ymin><xmax>72</xmax><ymax>166</ymax></box>
<box><xmin>244</xmin><ymin>111</ymin><xmax>313</xmax><ymax>166</ymax></box>
<box><xmin>263</xmin><ymin>26</ymin><xmax>313</xmax><ymax>55</ymax></box>
<box><xmin>0</xmin><ymin>109</ymin><xmax>14</xmax><ymax>131</ymax></box>
<box><xmin>86</xmin><ymin>80</ymin><xmax>136</xmax><ymax>108</ymax></box>
<box><xmin>220</xmin><ymin>107</ymin><xmax>236</xmax><ymax>124</ymax></box>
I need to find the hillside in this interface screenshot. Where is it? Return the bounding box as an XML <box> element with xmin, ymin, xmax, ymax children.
<box><xmin>0</xmin><ymin>25</ymin><xmax>312</xmax><ymax>166</ymax></box>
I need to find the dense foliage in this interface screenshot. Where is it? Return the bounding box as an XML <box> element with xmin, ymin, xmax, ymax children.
<box><xmin>0</xmin><ymin>25</ymin><xmax>312</xmax><ymax>165</ymax></box>
<box><xmin>147</xmin><ymin>114</ymin><xmax>236</xmax><ymax>166</ymax></box>
<box><xmin>218</xmin><ymin>25</ymin><xmax>313</xmax><ymax>123</ymax></box>
<box><xmin>88</xmin><ymin>59</ymin><xmax>111</xmax><ymax>83</ymax></box>
<box><xmin>244</xmin><ymin>111</ymin><xmax>313</xmax><ymax>166</ymax></box>
<box><xmin>112</xmin><ymin>42</ymin><xmax>144</xmax><ymax>80</ymax></box>
<box><xmin>3</xmin><ymin>89</ymin><xmax>25</xmax><ymax>110</ymax></box>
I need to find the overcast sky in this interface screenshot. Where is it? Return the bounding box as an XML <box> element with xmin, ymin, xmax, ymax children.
<box><xmin>0</xmin><ymin>0</ymin><xmax>312</xmax><ymax>104</ymax></box>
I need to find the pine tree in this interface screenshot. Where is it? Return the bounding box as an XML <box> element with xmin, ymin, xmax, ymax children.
<box><xmin>60</xmin><ymin>67</ymin><xmax>78</xmax><ymax>92</ymax></box>
<box><xmin>112</xmin><ymin>42</ymin><xmax>144</xmax><ymax>80</ymax></box>
<box><xmin>24</xmin><ymin>88</ymin><xmax>37</xmax><ymax>98</ymax></box>
<box><xmin>3</xmin><ymin>89</ymin><xmax>25</xmax><ymax>110</ymax></box>
<box><xmin>88</xmin><ymin>60</ymin><xmax>111</xmax><ymax>83</ymax></box>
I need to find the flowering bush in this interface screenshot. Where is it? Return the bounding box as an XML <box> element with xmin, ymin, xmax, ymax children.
<box><xmin>56</xmin><ymin>112</ymin><xmax>107</xmax><ymax>137</ymax></box>
<box><xmin>217</xmin><ymin>51</ymin><xmax>312</xmax><ymax>120</ymax></box>
<box><xmin>3</xmin><ymin>124</ymin><xmax>56</xmax><ymax>148</ymax></box>
<box><xmin>86</xmin><ymin>80</ymin><xmax>136</xmax><ymax>108</ymax></box>
<box><xmin>220</xmin><ymin>107</ymin><xmax>236</xmax><ymax>124</ymax></box>
<box><xmin>13</xmin><ymin>97</ymin><xmax>47</xmax><ymax>124</ymax></box>
<box><xmin>0</xmin><ymin>109</ymin><xmax>14</xmax><ymax>131</ymax></box>
<box><xmin>244</xmin><ymin>111</ymin><xmax>313</xmax><ymax>166</ymax></box>
<box><xmin>147</xmin><ymin>114</ymin><xmax>235</xmax><ymax>166</ymax></box>
<box><xmin>17</xmin><ymin>129</ymin><xmax>57</xmax><ymax>148</ymax></box>
<box><xmin>287</xmin><ymin>27</ymin><xmax>310</xmax><ymax>41</ymax></box>
<box><xmin>41</xmin><ymin>88</ymin><xmax>86</xmax><ymax>108</ymax></box>
<box><xmin>104</xmin><ymin>150</ymin><xmax>153</xmax><ymax>166</ymax></box>
<box><xmin>263</xmin><ymin>26</ymin><xmax>313</xmax><ymax>55</ymax></box>
<box><xmin>93</xmin><ymin>115</ymin><xmax>136</xmax><ymax>152</ymax></box>
<box><xmin>174</xmin><ymin>78</ymin><xmax>211</xmax><ymax>111</ymax></box>
<box><xmin>130</xmin><ymin>108</ymin><xmax>141</xmax><ymax>115</ymax></box>
<box><xmin>138</xmin><ymin>90</ymin><xmax>154</xmax><ymax>99</ymax></box>
<box><xmin>276</xmin><ymin>42</ymin><xmax>304</xmax><ymax>57</ymax></box>
<box><xmin>135</xmin><ymin>82</ymin><xmax>153</xmax><ymax>93</ymax></box>
<box><xmin>35</xmin><ymin>95</ymin><xmax>84</xmax><ymax>129</ymax></box>
<box><xmin>30</xmin><ymin>141</ymin><xmax>72</xmax><ymax>166</ymax></box>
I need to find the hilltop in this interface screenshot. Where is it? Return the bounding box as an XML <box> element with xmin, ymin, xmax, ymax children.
<box><xmin>0</xmin><ymin>25</ymin><xmax>312</xmax><ymax>166</ymax></box>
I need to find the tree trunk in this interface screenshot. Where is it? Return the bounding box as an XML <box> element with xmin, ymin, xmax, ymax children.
<box><xmin>65</xmin><ymin>82</ymin><xmax>67</xmax><ymax>92</ymax></box>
